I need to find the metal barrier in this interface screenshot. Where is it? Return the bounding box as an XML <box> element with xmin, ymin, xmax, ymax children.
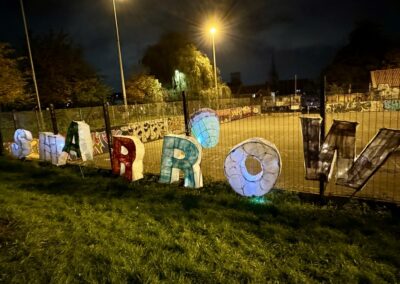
<box><xmin>1</xmin><ymin>95</ymin><xmax>399</xmax><ymax>204</ymax></box>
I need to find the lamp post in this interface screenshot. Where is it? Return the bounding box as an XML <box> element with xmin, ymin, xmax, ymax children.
<box><xmin>19</xmin><ymin>0</ymin><xmax>43</xmax><ymax>126</ymax></box>
<box><xmin>210</xmin><ymin>27</ymin><xmax>218</xmax><ymax>108</ymax></box>
<box><xmin>112</xmin><ymin>0</ymin><xmax>128</xmax><ymax>112</ymax></box>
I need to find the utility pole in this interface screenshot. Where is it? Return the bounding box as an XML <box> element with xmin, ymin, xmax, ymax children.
<box><xmin>112</xmin><ymin>0</ymin><xmax>128</xmax><ymax>113</ymax></box>
<box><xmin>20</xmin><ymin>0</ymin><xmax>43</xmax><ymax>129</ymax></box>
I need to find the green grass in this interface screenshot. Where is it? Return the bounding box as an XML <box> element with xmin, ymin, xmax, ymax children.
<box><xmin>0</xmin><ymin>157</ymin><xmax>399</xmax><ymax>283</ymax></box>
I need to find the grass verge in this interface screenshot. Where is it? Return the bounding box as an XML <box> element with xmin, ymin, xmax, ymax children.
<box><xmin>0</xmin><ymin>157</ymin><xmax>399</xmax><ymax>283</ymax></box>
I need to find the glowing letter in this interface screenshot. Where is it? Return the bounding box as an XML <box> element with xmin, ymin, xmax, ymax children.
<box><xmin>112</xmin><ymin>135</ymin><xmax>144</xmax><ymax>181</ymax></box>
<box><xmin>224</xmin><ymin>138</ymin><xmax>281</xmax><ymax>197</ymax></box>
<box><xmin>11</xmin><ymin>129</ymin><xmax>33</xmax><ymax>159</ymax></box>
<box><xmin>39</xmin><ymin>132</ymin><xmax>65</xmax><ymax>165</ymax></box>
<box><xmin>159</xmin><ymin>134</ymin><xmax>203</xmax><ymax>188</ymax></box>
<box><xmin>58</xmin><ymin>121</ymin><xmax>93</xmax><ymax>166</ymax></box>
<box><xmin>301</xmin><ymin>117</ymin><xmax>400</xmax><ymax>190</ymax></box>
<box><xmin>189</xmin><ymin>108</ymin><xmax>220</xmax><ymax>148</ymax></box>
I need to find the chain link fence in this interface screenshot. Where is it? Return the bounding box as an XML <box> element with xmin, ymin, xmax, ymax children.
<box><xmin>1</xmin><ymin>93</ymin><xmax>399</xmax><ymax>204</ymax></box>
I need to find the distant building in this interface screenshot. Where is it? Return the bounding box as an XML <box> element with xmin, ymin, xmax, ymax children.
<box><xmin>229</xmin><ymin>79</ymin><xmax>317</xmax><ymax>112</ymax></box>
<box><xmin>370</xmin><ymin>68</ymin><xmax>400</xmax><ymax>99</ymax></box>
<box><xmin>371</xmin><ymin>68</ymin><xmax>400</xmax><ymax>89</ymax></box>
<box><xmin>274</xmin><ymin>79</ymin><xmax>316</xmax><ymax>96</ymax></box>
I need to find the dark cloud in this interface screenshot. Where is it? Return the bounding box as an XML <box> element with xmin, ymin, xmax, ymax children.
<box><xmin>1</xmin><ymin>0</ymin><xmax>398</xmax><ymax>89</ymax></box>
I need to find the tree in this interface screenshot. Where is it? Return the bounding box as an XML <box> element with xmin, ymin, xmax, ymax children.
<box><xmin>142</xmin><ymin>32</ymin><xmax>190</xmax><ymax>87</ymax></box>
<box><xmin>0</xmin><ymin>43</ymin><xmax>30</xmax><ymax>108</ymax></box>
<box><xmin>72</xmin><ymin>78</ymin><xmax>111</xmax><ymax>106</ymax></box>
<box><xmin>30</xmin><ymin>31</ymin><xmax>110</xmax><ymax>107</ymax></box>
<box><xmin>141</xmin><ymin>32</ymin><xmax>226</xmax><ymax>101</ymax></box>
<box><xmin>175</xmin><ymin>44</ymin><xmax>214</xmax><ymax>93</ymax></box>
<box><xmin>384</xmin><ymin>48</ymin><xmax>400</xmax><ymax>68</ymax></box>
<box><xmin>126</xmin><ymin>73</ymin><xmax>164</xmax><ymax>104</ymax></box>
<box><xmin>324</xmin><ymin>21</ymin><xmax>400</xmax><ymax>91</ymax></box>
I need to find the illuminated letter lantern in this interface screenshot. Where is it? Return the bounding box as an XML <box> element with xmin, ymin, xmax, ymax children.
<box><xmin>301</xmin><ymin>117</ymin><xmax>400</xmax><ymax>190</ymax></box>
<box><xmin>58</xmin><ymin>121</ymin><xmax>93</xmax><ymax>166</ymax></box>
<box><xmin>112</xmin><ymin>135</ymin><xmax>145</xmax><ymax>181</ymax></box>
<box><xmin>224</xmin><ymin>138</ymin><xmax>281</xmax><ymax>197</ymax></box>
<box><xmin>189</xmin><ymin>108</ymin><xmax>220</xmax><ymax>148</ymax></box>
<box><xmin>159</xmin><ymin>134</ymin><xmax>203</xmax><ymax>188</ymax></box>
<box><xmin>39</xmin><ymin>132</ymin><xmax>65</xmax><ymax>165</ymax></box>
<box><xmin>11</xmin><ymin>129</ymin><xmax>33</xmax><ymax>159</ymax></box>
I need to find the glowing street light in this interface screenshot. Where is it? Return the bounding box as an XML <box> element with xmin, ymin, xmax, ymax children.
<box><xmin>210</xmin><ymin>26</ymin><xmax>218</xmax><ymax>105</ymax></box>
<box><xmin>112</xmin><ymin>0</ymin><xmax>128</xmax><ymax>111</ymax></box>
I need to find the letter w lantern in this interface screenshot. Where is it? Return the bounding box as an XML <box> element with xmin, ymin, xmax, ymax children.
<box><xmin>300</xmin><ymin>117</ymin><xmax>400</xmax><ymax>192</ymax></box>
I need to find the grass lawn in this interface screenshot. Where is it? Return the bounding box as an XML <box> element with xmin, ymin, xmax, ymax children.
<box><xmin>0</xmin><ymin>157</ymin><xmax>399</xmax><ymax>283</ymax></box>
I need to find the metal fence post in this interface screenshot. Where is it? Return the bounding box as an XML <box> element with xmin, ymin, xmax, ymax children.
<box><xmin>12</xmin><ymin>110</ymin><xmax>18</xmax><ymax>130</ymax></box>
<box><xmin>103</xmin><ymin>102</ymin><xmax>113</xmax><ymax>169</ymax></box>
<box><xmin>319</xmin><ymin>76</ymin><xmax>327</xmax><ymax>197</ymax></box>
<box><xmin>49</xmin><ymin>104</ymin><xmax>58</xmax><ymax>135</ymax></box>
<box><xmin>35</xmin><ymin>108</ymin><xmax>41</xmax><ymax>132</ymax></box>
<box><xmin>182</xmin><ymin>91</ymin><xmax>190</xmax><ymax>136</ymax></box>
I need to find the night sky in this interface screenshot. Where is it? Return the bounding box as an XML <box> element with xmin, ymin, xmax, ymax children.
<box><xmin>1</xmin><ymin>0</ymin><xmax>399</xmax><ymax>91</ymax></box>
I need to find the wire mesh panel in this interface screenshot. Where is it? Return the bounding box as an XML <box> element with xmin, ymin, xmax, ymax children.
<box><xmin>0</xmin><ymin>111</ymin><xmax>17</xmax><ymax>153</ymax></box>
<box><xmin>323</xmin><ymin>91</ymin><xmax>400</xmax><ymax>203</ymax></box>
<box><xmin>1</xmin><ymin>93</ymin><xmax>399</xmax><ymax>204</ymax></box>
<box><xmin>0</xmin><ymin>109</ymin><xmax>51</xmax><ymax>157</ymax></box>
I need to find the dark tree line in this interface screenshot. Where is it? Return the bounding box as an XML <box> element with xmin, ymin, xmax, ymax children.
<box><xmin>1</xmin><ymin>30</ymin><xmax>230</xmax><ymax>109</ymax></box>
<box><xmin>324</xmin><ymin>20</ymin><xmax>400</xmax><ymax>91</ymax></box>
<box><xmin>1</xmin><ymin>31</ymin><xmax>111</xmax><ymax>110</ymax></box>
<box><xmin>30</xmin><ymin>31</ymin><xmax>110</xmax><ymax>108</ymax></box>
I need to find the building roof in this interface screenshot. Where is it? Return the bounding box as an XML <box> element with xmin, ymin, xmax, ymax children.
<box><xmin>370</xmin><ymin>68</ymin><xmax>400</xmax><ymax>88</ymax></box>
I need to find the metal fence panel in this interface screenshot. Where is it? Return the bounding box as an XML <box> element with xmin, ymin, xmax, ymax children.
<box><xmin>1</xmin><ymin>94</ymin><xmax>399</xmax><ymax>204</ymax></box>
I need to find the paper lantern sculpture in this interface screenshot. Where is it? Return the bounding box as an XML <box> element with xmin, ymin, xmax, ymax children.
<box><xmin>58</xmin><ymin>121</ymin><xmax>93</xmax><ymax>166</ymax></box>
<box><xmin>11</xmin><ymin>129</ymin><xmax>33</xmax><ymax>159</ymax></box>
<box><xmin>189</xmin><ymin>108</ymin><xmax>219</xmax><ymax>148</ymax></box>
<box><xmin>300</xmin><ymin>117</ymin><xmax>400</xmax><ymax>190</ymax></box>
<box><xmin>159</xmin><ymin>134</ymin><xmax>203</xmax><ymax>188</ymax></box>
<box><xmin>112</xmin><ymin>135</ymin><xmax>145</xmax><ymax>181</ymax></box>
<box><xmin>39</xmin><ymin>132</ymin><xmax>65</xmax><ymax>165</ymax></box>
<box><xmin>224</xmin><ymin>138</ymin><xmax>281</xmax><ymax>197</ymax></box>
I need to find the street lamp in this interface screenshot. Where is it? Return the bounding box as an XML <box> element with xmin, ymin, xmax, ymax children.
<box><xmin>210</xmin><ymin>27</ymin><xmax>218</xmax><ymax>104</ymax></box>
<box><xmin>112</xmin><ymin>0</ymin><xmax>128</xmax><ymax>112</ymax></box>
<box><xmin>19</xmin><ymin>0</ymin><xmax>42</xmax><ymax>125</ymax></box>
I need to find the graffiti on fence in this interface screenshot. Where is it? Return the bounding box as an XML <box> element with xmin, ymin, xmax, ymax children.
<box><xmin>217</xmin><ymin>106</ymin><xmax>259</xmax><ymax>123</ymax></box>
<box><xmin>122</xmin><ymin>119</ymin><xmax>168</xmax><ymax>143</ymax></box>
<box><xmin>3</xmin><ymin>106</ymin><xmax>259</xmax><ymax>157</ymax></box>
<box><xmin>383</xmin><ymin>100</ymin><xmax>400</xmax><ymax>111</ymax></box>
<box><xmin>91</xmin><ymin>129</ymin><xmax>122</xmax><ymax>156</ymax></box>
<box><xmin>167</xmin><ymin>117</ymin><xmax>185</xmax><ymax>134</ymax></box>
<box><xmin>91</xmin><ymin>117</ymin><xmax>185</xmax><ymax>155</ymax></box>
<box><xmin>326</xmin><ymin>101</ymin><xmax>374</xmax><ymax>113</ymax></box>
